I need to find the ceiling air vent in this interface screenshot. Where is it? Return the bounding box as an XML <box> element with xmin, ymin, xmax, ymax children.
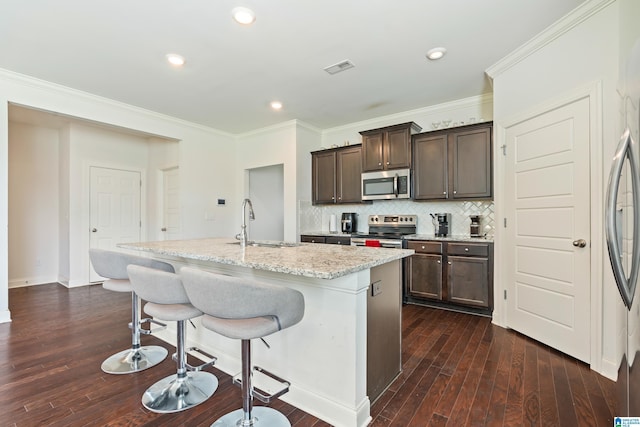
<box><xmin>324</xmin><ymin>60</ymin><xmax>355</xmax><ymax>75</ymax></box>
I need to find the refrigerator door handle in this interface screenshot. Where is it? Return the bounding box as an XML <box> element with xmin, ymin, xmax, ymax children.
<box><xmin>606</xmin><ymin>128</ymin><xmax>640</xmax><ymax>309</ymax></box>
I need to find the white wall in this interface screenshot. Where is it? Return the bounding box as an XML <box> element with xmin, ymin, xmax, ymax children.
<box><xmin>67</xmin><ymin>122</ymin><xmax>153</xmax><ymax>287</ymax></box>
<box><xmin>0</xmin><ymin>68</ymin><xmax>236</xmax><ymax>321</ymax></box>
<box><xmin>487</xmin><ymin>0</ymin><xmax>620</xmax><ymax>378</ymax></box>
<box><xmin>8</xmin><ymin>122</ymin><xmax>60</xmax><ymax>287</ymax></box>
<box><xmin>58</xmin><ymin>124</ymin><xmax>70</xmax><ymax>285</ymax></box>
<box><xmin>235</xmin><ymin>120</ymin><xmax>322</xmax><ymax>242</ymax></box>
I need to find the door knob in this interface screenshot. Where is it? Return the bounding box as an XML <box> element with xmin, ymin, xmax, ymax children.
<box><xmin>573</xmin><ymin>239</ymin><xmax>587</xmax><ymax>248</ymax></box>
<box><xmin>91</xmin><ymin>228</ymin><xmax>97</xmax><ymax>233</ymax></box>
<box><xmin>161</xmin><ymin>227</ymin><xmax>167</xmax><ymax>231</ymax></box>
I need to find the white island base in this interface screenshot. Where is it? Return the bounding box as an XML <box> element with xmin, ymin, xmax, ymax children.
<box><xmin>121</xmin><ymin>239</ymin><xmax>411</xmax><ymax>427</ymax></box>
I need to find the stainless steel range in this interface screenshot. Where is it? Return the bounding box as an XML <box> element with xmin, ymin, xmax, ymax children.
<box><xmin>351</xmin><ymin>214</ymin><xmax>417</xmax><ymax>249</ymax></box>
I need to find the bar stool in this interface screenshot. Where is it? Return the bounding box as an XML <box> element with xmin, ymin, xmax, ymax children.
<box><xmin>127</xmin><ymin>265</ymin><xmax>219</xmax><ymax>413</ymax></box>
<box><xmin>89</xmin><ymin>248</ymin><xmax>173</xmax><ymax>374</ymax></box>
<box><xmin>180</xmin><ymin>267</ymin><xmax>305</xmax><ymax>427</ymax></box>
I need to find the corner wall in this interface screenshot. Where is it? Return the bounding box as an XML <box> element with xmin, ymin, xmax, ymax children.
<box><xmin>487</xmin><ymin>0</ymin><xmax>619</xmax><ymax>378</ymax></box>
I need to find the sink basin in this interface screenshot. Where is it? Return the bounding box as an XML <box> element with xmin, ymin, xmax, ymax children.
<box><xmin>227</xmin><ymin>241</ymin><xmax>301</xmax><ymax>248</ymax></box>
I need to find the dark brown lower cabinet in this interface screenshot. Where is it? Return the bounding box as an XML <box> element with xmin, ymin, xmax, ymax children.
<box><xmin>405</xmin><ymin>240</ymin><xmax>493</xmax><ymax>313</ymax></box>
<box><xmin>300</xmin><ymin>235</ymin><xmax>350</xmax><ymax>245</ymax></box>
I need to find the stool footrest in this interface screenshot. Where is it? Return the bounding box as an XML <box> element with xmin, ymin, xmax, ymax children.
<box><xmin>136</xmin><ymin>318</ymin><xmax>167</xmax><ymax>335</ymax></box>
<box><xmin>233</xmin><ymin>365</ymin><xmax>291</xmax><ymax>403</ymax></box>
<box><xmin>171</xmin><ymin>347</ymin><xmax>217</xmax><ymax>371</ymax></box>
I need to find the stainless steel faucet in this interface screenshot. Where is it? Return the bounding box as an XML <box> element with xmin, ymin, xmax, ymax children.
<box><xmin>235</xmin><ymin>198</ymin><xmax>255</xmax><ymax>247</ymax></box>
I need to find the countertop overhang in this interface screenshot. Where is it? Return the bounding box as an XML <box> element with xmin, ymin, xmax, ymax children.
<box><xmin>119</xmin><ymin>237</ymin><xmax>414</xmax><ymax>280</ymax></box>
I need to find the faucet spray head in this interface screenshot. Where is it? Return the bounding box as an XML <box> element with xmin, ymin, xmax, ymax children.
<box><xmin>244</xmin><ymin>198</ymin><xmax>255</xmax><ymax>220</ymax></box>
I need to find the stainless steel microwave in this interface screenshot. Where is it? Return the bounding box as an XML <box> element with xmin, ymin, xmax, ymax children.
<box><xmin>361</xmin><ymin>169</ymin><xmax>410</xmax><ymax>200</ymax></box>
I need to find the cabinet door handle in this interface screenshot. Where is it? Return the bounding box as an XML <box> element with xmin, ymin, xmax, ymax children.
<box><xmin>448</xmin><ymin>261</ymin><xmax>452</xmax><ymax>265</ymax></box>
<box><xmin>443</xmin><ymin>191</ymin><xmax>447</xmax><ymax>195</ymax></box>
<box><xmin>454</xmin><ymin>190</ymin><xmax>457</xmax><ymax>194</ymax></box>
<box><xmin>386</xmin><ymin>161</ymin><xmax>390</xmax><ymax>165</ymax></box>
<box><xmin>378</xmin><ymin>162</ymin><xmax>382</xmax><ymax>166</ymax></box>
<box><xmin>437</xmin><ymin>260</ymin><xmax>441</xmax><ymax>264</ymax></box>
<box><xmin>464</xmin><ymin>247</ymin><xmax>469</xmax><ymax>252</ymax></box>
<box><xmin>421</xmin><ymin>245</ymin><xmax>425</xmax><ymax>249</ymax></box>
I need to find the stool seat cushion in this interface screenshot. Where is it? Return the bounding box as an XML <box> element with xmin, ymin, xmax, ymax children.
<box><xmin>102</xmin><ymin>278</ymin><xmax>132</xmax><ymax>293</ymax></box>
<box><xmin>201</xmin><ymin>314</ymin><xmax>280</xmax><ymax>340</ymax></box>
<box><xmin>89</xmin><ymin>248</ymin><xmax>174</xmax><ymax>280</ymax></box>
<box><xmin>180</xmin><ymin>267</ymin><xmax>304</xmax><ymax>339</ymax></box>
<box><xmin>127</xmin><ymin>265</ymin><xmax>190</xmax><ymax>305</ymax></box>
<box><xmin>144</xmin><ymin>302</ymin><xmax>202</xmax><ymax>322</ymax></box>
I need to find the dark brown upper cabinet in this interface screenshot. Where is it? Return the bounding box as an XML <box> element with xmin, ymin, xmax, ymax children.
<box><xmin>359</xmin><ymin>122</ymin><xmax>422</xmax><ymax>172</ymax></box>
<box><xmin>312</xmin><ymin>145</ymin><xmax>363</xmax><ymax>205</ymax></box>
<box><xmin>413</xmin><ymin>122</ymin><xmax>493</xmax><ymax>200</ymax></box>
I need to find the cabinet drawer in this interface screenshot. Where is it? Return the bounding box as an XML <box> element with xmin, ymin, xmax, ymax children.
<box><xmin>406</xmin><ymin>241</ymin><xmax>443</xmax><ymax>254</ymax></box>
<box><xmin>447</xmin><ymin>242</ymin><xmax>489</xmax><ymax>257</ymax></box>
<box><xmin>326</xmin><ymin>236</ymin><xmax>351</xmax><ymax>245</ymax></box>
<box><xmin>300</xmin><ymin>235</ymin><xmax>326</xmax><ymax>244</ymax></box>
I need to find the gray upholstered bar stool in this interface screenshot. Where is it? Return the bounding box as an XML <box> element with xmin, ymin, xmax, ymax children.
<box><xmin>89</xmin><ymin>248</ymin><xmax>173</xmax><ymax>374</ymax></box>
<box><xmin>181</xmin><ymin>267</ymin><xmax>305</xmax><ymax>427</ymax></box>
<box><xmin>127</xmin><ymin>265</ymin><xmax>219</xmax><ymax>413</ymax></box>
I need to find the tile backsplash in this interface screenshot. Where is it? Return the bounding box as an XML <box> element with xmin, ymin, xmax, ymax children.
<box><xmin>299</xmin><ymin>199</ymin><xmax>495</xmax><ymax>238</ymax></box>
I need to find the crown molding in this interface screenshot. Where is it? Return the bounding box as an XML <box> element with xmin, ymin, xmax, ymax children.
<box><xmin>0</xmin><ymin>68</ymin><xmax>235</xmax><ymax>138</ymax></box>
<box><xmin>321</xmin><ymin>93</ymin><xmax>493</xmax><ymax>135</ymax></box>
<box><xmin>486</xmin><ymin>0</ymin><xmax>615</xmax><ymax>79</ymax></box>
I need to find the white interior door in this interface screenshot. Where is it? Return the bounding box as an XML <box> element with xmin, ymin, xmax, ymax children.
<box><xmin>504</xmin><ymin>96</ymin><xmax>591</xmax><ymax>363</ymax></box>
<box><xmin>162</xmin><ymin>167</ymin><xmax>181</xmax><ymax>240</ymax></box>
<box><xmin>89</xmin><ymin>167</ymin><xmax>141</xmax><ymax>282</ymax></box>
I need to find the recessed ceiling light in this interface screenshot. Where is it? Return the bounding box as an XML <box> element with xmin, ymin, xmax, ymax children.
<box><xmin>166</xmin><ymin>53</ymin><xmax>186</xmax><ymax>66</ymax></box>
<box><xmin>426</xmin><ymin>47</ymin><xmax>447</xmax><ymax>60</ymax></box>
<box><xmin>232</xmin><ymin>7</ymin><xmax>256</xmax><ymax>25</ymax></box>
<box><xmin>270</xmin><ymin>101</ymin><xmax>283</xmax><ymax>110</ymax></box>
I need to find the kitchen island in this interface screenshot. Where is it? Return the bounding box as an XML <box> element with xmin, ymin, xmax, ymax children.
<box><xmin>119</xmin><ymin>237</ymin><xmax>413</xmax><ymax>427</ymax></box>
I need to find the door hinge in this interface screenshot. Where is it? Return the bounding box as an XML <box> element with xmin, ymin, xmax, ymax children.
<box><xmin>503</xmin><ymin>218</ymin><xmax>507</xmax><ymax>228</ymax></box>
<box><xmin>139</xmin><ymin>220</ymin><xmax>142</xmax><ymax>227</ymax></box>
<box><xmin>501</xmin><ymin>144</ymin><xmax>507</xmax><ymax>156</ymax></box>
<box><xmin>504</xmin><ymin>290</ymin><xmax>507</xmax><ymax>300</ymax></box>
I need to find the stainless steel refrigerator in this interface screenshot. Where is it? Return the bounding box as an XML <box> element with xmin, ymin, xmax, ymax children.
<box><xmin>606</xmin><ymin>1</ymin><xmax>640</xmax><ymax>417</ymax></box>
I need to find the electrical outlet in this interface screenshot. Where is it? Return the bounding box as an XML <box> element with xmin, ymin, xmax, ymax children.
<box><xmin>371</xmin><ymin>281</ymin><xmax>382</xmax><ymax>297</ymax></box>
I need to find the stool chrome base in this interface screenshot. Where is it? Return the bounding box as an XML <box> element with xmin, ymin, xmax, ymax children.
<box><xmin>142</xmin><ymin>371</ymin><xmax>218</xmax><ymax>413</ymax></box>
<box><xmin>211</xmin><ymin>407</ymin><xmax>291</xmax><ymax>427</ymax></box>
<box><xmin>101</xmin><ymin>345</ymin><xmax>168</xmax><ymax>374</ymax></box>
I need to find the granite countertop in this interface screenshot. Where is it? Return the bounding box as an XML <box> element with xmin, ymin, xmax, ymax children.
<box><xmin>119</xmin><ymin>237</ymin><xmax>413</xmax><ymax>280</ymax></box>
<box><xmin>403</xmin><ymin>234</ymin><xmax>494</xmax><ymax>243</ymax></box>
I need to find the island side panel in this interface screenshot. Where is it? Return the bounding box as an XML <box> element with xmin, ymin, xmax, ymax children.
<box><xmin>152</xmin><ymin>256</ymin><xmax>372</xmax><ymax>427</ymax></box>
<box><xmin>368</xmin><ymin>259</ymin><xmax>402</xmax><ymax>403</ymax></box>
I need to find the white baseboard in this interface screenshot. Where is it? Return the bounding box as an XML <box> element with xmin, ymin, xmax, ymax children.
<box><xmin>9</xmin><ymin>276</ymin><xmax>59</xmax><ymax>288</ymax></box>
<box><xmin>0</xmin><ymin>309</ymin><xmax>11</xmax><ymax>324</ymax></box>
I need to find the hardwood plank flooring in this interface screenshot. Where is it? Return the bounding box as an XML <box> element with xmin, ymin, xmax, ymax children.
<box><xmin>0</xmin><ymin>284</ymin><xmax>617</xmax><ymax>426</ymax></box>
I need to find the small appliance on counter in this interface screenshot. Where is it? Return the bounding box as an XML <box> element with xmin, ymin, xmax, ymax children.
<box><xmin>329</xmin><ymin>214</ymin><xmax>338</xmax><ymax>233</ymax></box>
<box><xmin>430</xmin><ymin>213</ymin><xmax>451</xmax><ymax>237</ymax></box>
<box><xmin>341</xmin><ymin>213</ymin><xmax>357</xmax><ymax>233</ymax></box>
<box><xmin>470</xmin><ymin>215</ymin><xmax>482</xmax><ymax>237</ymax></box>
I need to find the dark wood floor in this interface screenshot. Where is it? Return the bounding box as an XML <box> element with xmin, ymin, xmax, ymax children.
<box><xmin>0</xmin><ymin>284</ymin><xmax>617</xmax><ymax>426</ymax></box>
